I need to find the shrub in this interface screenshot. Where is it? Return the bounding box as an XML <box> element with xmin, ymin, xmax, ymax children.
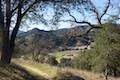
<box><xmin>45</xmin><ymin>55</ymin><xmax>58</xmax><ymax>65</ymax></box>
<box><xmin>33</xmin><ymin>54</ymin><xmax>46</xmax><ymax>63</ymax></box>
<box><xmin>73</xmin><ymin>51</ymin><xmax>92</xmax><ymax>70</ymax></box>
<box><xmin>53</xmin><ymin>71</ymin><xmax>85</xmax><ymax>80</ymax></box>
<box><xmin>58</xmin><ymin>58</ymin><xmax>73</xmax><ymax>67</ymax></box>
<box><xmin>37</xmin><ymin>54</ymin><xmax>46</xmax><ymax>63</ymax></box>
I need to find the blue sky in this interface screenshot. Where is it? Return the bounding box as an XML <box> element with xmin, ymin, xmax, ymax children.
<box><xmin>21</xmin><ymin>0</ymin><xmax>120</xmax><ymax>31</ymax></box>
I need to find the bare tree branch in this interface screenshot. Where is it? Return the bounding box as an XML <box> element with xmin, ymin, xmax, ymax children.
<box><xmin>11</xmin><ymin>0</ymin><xmax>29</xmax><ymax>16</ymax></box>
<box><xmin>61</xmin><ymin>7</ymin><xmax>95</xmax><ymax>27</ymax></box>
<box><xmin>21</xmin><ymin>1</ymin><xmax>37</xmax><ymax>17</ymax></box>
<box><xmin>100</xmin><ymin>0</ymin><xmax>110</xmax><ymax>21</ymax></box>
<box><xmin>88</xmin><ymin>1</ymin><xmax>101</xmax><ymax>25</ymax></box>
<box><xmin>69</xmin><ymin>25</ymin><xmax>102</xmax><ymax>39</ymax></box>
<box><xmin>63</xmin><ymin>7</ymin><xmax>78</xmax><ymax>22</ymax></box>
<box><xmin>59</xmin><ymin>6</ymin><xmax>103</xmax><ymax>38</ymax></box>
<box><xmin>59</xmin><ymin>15</ymin><xmax>101</xmax><ymax>38</ymax></box>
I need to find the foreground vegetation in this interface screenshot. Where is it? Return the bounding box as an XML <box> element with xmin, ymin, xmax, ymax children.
<box><xmin>0</xmin><ymin>63</ymin><xmax>47</xmax><ymax>80</ymax></box>
<box><xmin>13</xmin><ymin>59</ymin><xmax>120</xmax><ymax>80</ymax></box>
<box><xmin>73</xmin><ymin>24</ymin><xmax>120</xmax><ymax>77</ymax></box>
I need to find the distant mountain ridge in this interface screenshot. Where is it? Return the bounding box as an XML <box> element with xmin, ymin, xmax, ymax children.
<box><xmin>15</xmin><ymin>26</ymin><xmax>96</xmax><ymax>55</ymax></box>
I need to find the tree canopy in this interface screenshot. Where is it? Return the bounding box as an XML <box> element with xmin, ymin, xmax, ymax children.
<box><xmin>74</xmin><ymin>23</ymin><xmax>120</xmax><ymax>77</ymax></box>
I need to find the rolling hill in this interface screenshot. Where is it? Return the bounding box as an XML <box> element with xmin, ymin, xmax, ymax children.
<box><xmin>15</xmin><ymin>26</ymin><xmax>96</xmax><ymax>56</ymax></box>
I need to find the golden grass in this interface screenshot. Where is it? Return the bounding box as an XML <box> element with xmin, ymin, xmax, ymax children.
<box><xmin>58</xmin><ymin>68</ymin><xmax>120</xmax><ymax>80</ymax></box>
<box><xmin>13</xmin><ymin>59</ymin><xmax>120</xmax><ymax>80</ymax></box>
<box><xmin>13</xmin><ymin>59</ymin><xmax>57</xmax><ymax>79</ymax></box>
<box><xmin>0</xmin><ymin>63</ymin><xmax>46</xmax><ymax>80</ymax></box>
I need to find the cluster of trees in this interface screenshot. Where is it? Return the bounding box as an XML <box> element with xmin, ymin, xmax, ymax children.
<box><xmin>74</xmin><ymin>24</ymin><xmax>120</xmax><ymax>78</ymax></box>
<box><xmin>31</xmin><ymin>53</ymin><xmax>72</xmax><ymax>67</ymax></box>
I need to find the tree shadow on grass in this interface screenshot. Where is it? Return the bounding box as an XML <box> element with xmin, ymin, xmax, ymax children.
<box><xmin>0</xmin><ymin>63</ymin><xmax>47</xmax><ymax>80</ymax></box>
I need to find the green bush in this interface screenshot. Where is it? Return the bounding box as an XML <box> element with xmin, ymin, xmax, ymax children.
<box><xmin>58</xmin><ymin>58</ymin><xmax>73</xmax><ymax>67</ymax></box>
<box><xmin>33</xmin><ymin>54</ymin><xmax>46</xmax><ymax>63</ymax></box>
<box><xmin>45</xmin><ymin>55</ymin><xmax>58</xmax><ymax>65</ymax></box>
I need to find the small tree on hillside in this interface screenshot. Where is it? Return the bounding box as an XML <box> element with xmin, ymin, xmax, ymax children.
<box><xmin>92</xmin><ymin>24</ymin><xmax>120</xmax><ymax>78</ymax></box>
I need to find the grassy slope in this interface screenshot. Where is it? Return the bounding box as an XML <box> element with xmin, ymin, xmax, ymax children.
<box><xmin>13</xmin><ymin>59</ymin><xmax>57</xmax><ymax>79</ymax></box>
<box><xmin>13</xmin><ymin>59</ymin><xmax>120</xmax><ymax>80</ymax></box>
<box><xmin>0</xmin><ymin>63</ymin><xmax>47</xmax><ymax>80</ymax></box>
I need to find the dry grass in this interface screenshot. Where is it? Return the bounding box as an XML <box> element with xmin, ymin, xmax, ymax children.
<box><xmin>13</xmin><ymin>59</ymin><xmax>58</xmax><ymax>79</ymax></box>
<box><xmin>59</xmin><ymin>68</ymin><xmax>120</xmax><ymax>80</ymax></box>
<box><xmin>13</xmin><ymin>59</ymin><xmax>120</xmax><ymax>80</ymax></box>
<box><xmin>0</xmin><ymin>63</ymin><xmax>47</xmax><ymax>80</ymax></box>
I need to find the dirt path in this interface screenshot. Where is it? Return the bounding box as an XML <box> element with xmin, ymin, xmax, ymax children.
<box><xmin>13</xmin><ymin>59</ymin><xmax>120</xmax><ymax>80</ymax></box>
<box><xmin>13</xmin><ymin>60</ymin><xmax>54</xmax><ymax>80</ymax></box>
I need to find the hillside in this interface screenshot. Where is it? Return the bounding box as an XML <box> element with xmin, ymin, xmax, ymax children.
<box><xmin>15</xmin><ymin>26</ymin><xmax>96</xmax><ymax>56</ymax></box>
<box><xmin>0</xmin><ymin>63</ymin><xmax>47</xmax><ymax>80</ymax></box>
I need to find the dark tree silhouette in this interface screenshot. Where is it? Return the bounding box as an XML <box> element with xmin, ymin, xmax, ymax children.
<box><xmin>0</xmin><ymin>0</ymin><xmax>51</xmax><ymax>64</ymax></box>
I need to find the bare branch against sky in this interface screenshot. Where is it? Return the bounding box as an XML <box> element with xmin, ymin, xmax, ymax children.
<box><xmin>23</xmin><ymin>0</ymin><xmax>120</xmax><ymax>31</ymax></box>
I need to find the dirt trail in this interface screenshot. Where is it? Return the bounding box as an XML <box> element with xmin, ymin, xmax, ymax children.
<box><xmin>13</xmin><ymin>59</ymin><xmax>120</xmax><ymax>80</ymax></box>
<box><xmin>13</xmin><ymin>60</ymin><xmax>53</xmax><ymax>80</ymax></box>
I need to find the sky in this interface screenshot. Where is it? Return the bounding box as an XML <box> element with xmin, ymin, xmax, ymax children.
<box><xmin>20</xmin><ymin>0</ymin><xmax>120</xmax><ymax>31</ymax></box>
